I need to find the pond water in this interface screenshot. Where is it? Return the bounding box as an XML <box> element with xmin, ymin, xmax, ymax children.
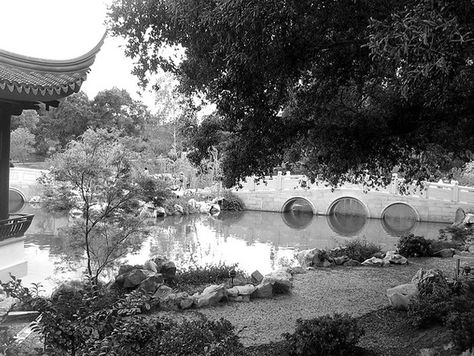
<box><xmin>16</xmin><ymin>204</ymin><xmax>449</xmax><ymax>291</ymax></box>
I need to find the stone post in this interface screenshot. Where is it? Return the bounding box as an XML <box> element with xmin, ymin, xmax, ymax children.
<box><xmin>390</xmin><ymin>173</ymin><xmax>399</xmax><ymax>195</ymax></box>
<box><xmin>452</xmin><ymin>181</ymin><xmax>459</xmax><ymax>203</ymax></box>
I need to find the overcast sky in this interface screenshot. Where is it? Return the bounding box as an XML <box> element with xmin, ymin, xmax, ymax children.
<box><xmin>0</xmin><ymin>0</ymin><xmax>157</xmax><ymax>109</ymax></box>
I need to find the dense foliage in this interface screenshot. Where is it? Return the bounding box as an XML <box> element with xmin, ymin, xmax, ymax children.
<box><xmin>397</xmin><ymin>234</ymin><xmax>432</xmax><ymax>257</ymax></box>
<box><xmin>284</xmin><ymin>313</ymin><xmax>364</xmax><ymax>356</ymax></box>
<box><xmin>174</xmin><ymin>263</ymin><xmax>244</xmax><ymax>291</ymax></box>
<box><xmin>108</xmin><ymin>0</ymin><xmax>474</xmax><ymax>187</ymax></box>
<box><xmin>329</xmin><ymin>240</ymin><xmax>382</xmax><ymax>262</ymax></box>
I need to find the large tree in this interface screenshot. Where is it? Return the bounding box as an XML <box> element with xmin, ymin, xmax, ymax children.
<box><xmin>108</xmin><ymin>0</ymin><xmax>474</xmax><ymax>187</ymax></box>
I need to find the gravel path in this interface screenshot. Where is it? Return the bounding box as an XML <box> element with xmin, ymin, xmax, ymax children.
<box><xmin>194</xmin><ymin>258</ymin><xmax>455</xmax><ymax>346</ymax></box>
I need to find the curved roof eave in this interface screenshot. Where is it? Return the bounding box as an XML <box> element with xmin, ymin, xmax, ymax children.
<box><xmin>0</xmin><ymin>32</ymin><xmax>106</xmax><ymax>106</ymax></box>
<box><xmin>0</xmin><ymin>32</ymin><xmax>107</xmax><ymax>73</ymax></box>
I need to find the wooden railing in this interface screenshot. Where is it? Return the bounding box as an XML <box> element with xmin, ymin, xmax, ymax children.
<box><xmin>0</xmin><ymin>214</ymin><xmax>34</xmax><ymax>242</ymax></box>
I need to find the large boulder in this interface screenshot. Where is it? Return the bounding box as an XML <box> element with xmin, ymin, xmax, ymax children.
<box><xmin>122</xmin><ymin>269</ymin><xmax>152</xmax><ymax>289</ymax></box>
<box><xmin>383</xmin><ymin>251</ymin><xmax>408</xmax><ymax>265</ymax></box>
<box><xmin>143</xmin><ymin>260</ymin><xmax>158</xmax><ymax>273</ymax></box>
<box><xmin>387</xmin><ymin>283</ymin><xmax>418</xmax><ymax>310</ymax></box>
<box><xmin>153</xmin><ymin>285</ymin><xmax>173</xmax><ymax>301</ymax></box>
<box><xmin>296</xmin><ymin>248</ymin><xmax>330</xmax><ymax>267</ymax></box>
<box><xmin>361</xmin><ymin>257</ymin><xmax>385</xmax><ymax>267</ymax></box>
<box><xmin>196</xmin><ymin>284</ymin><xmax>227</xmax><ymax>308</ymax></box>
<box><xmin>235</xmin><ymin>284</ymin><xmax>256</xmax><ymax>296</ymax></box>
<box><xmin>261</xmin><ymin>269</ymin><xmax>292</xmax><ymax>294</ymax></box>
<box><xmin>138</xmin><ymin>274</ymin><xmax>164</xmax><ymax>294</ymax></box>
<box><xmin>253</xmin><ymin>283</ymin><xmax>273</xmax><ymax>299</ymax></box>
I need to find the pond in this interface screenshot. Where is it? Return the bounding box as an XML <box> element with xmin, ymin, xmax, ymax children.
<box><xmin>16</xmin><ymin>204</ymin><xmax>449</xmax><ymax>291</ymax></box>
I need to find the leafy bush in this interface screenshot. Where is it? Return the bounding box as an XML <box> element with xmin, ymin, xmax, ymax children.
<box><xmin>407</xmin><ymin>282</ymin><xmax>454</xmax><ymax>328</ymax></box>
<box><xmin>330</xmin><ymin>240</ymin><xmax>382</xmax><ymax>262</ymax></box>
<box><xmin>221</xmin><ymin>190</ymin><xmax>245</xmax><ymax>211</ymax></box>
<box><xmin>408</xmin><ymin>274</ymin><xmax>474</xmax><ymax>329</ymax></box>
<box><xmin>135</xmin><ymin>175</ymin><xmax>174</xmax><ymax>207</ymax></box>
<box><xmin>284</xmin><ymin>313</ymin><xmax>364</xmax><ymax>356</ymax></box>
<box><xmin>447</xmin><ymin>311</ymin><xmax>474</xmax><ymax>353</ymax></box>
<box><xmin>397</xmin><ymin>234</ymin><xmax>432</xmax><ymax>257</ymax></box>
<box><xmin>174</xmin><ymin>263</ymin><xmax>244</xmax><ymax>289</ymax></box>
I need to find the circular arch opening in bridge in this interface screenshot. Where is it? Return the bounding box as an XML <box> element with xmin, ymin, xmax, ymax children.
<box><xmin>9</xmin><ymin>188</ymin><xmax>25</xmax><ymax>214</ymax></box>
<box><xmin>382</xmin><ymin>203</ymin><xmax>418</xmax><ymax>237</ymax></box>
<box><xmin>281</xmin><ymin>198</ymin><xmax>314</xmax><ymax>229</ymax></box>
<box><xmin>327</xmin><ymin>197</ymin><xmax>368</xmax><ymax>237</ymax></box>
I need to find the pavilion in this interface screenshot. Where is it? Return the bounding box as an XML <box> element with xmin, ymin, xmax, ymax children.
<box><xmin>0</xmin><ymin>36</ymin><xmax>104</xmax><ymax>279</ymax></box>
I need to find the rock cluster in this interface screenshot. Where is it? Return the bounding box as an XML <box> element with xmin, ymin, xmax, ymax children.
<box><xmin>110</xmin><ymin>257</ymin><xmax>294</xmax><ymax>311</ymax></box>
<box><xmin>296</xmin><ymin>248</ymin><xmax>360</xmax><ymax>268</ymax></box>
<box><xmin>295</xmin><ymin>248</ymin><xmax>408</xmax><ymax>269</ymax></box>
<box><xmin>361</xmin><ymin>251</ymin><xmax>408</xmax><ymax>266</ymax></box>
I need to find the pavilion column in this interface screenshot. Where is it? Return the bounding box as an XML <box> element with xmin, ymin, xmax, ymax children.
<box><xmin>0</xmin><ymin>105</ymin><xmax>11</xmax><ymax>220</ymax></box>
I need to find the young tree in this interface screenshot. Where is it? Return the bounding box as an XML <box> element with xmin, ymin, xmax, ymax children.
<box><xmin>108</xmin><ymin>0</ymin><xmax>474</xmax><ymax>187</ymax></box>
<box><xmin>10</xmin><ymin>127</ymin><xmax>35</xmax><ymax>163</ymax></box>
<box><xmin>42</xmin><ymin>128</ymin><xmax>146</xmax><ymax>282</ymax></box>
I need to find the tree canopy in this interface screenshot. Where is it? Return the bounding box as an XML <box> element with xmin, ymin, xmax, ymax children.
<box><xmin>108</xmin><ymin>0</ymin><xmax>474</xmax><ymax>187</ymax></box>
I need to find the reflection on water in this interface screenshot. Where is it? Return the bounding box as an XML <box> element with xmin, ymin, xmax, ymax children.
<box><xmin>16</xmin><ymin>204</ymin><xmax>449</xmax><ymax>289</ymax></box>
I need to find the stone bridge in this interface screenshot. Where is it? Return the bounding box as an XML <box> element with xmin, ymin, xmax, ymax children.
<box><xmin>9</xmin><ymin>167</ymin><xmax>46</xmax><ymax>212</ymax></box>
<box><xmin>233</xmin><ymin>173</ymin><xmax>474</xmax><ymax>224</ymax></box>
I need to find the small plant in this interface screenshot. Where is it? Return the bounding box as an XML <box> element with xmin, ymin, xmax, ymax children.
<box><xmin>397</xmin><ymin>234</ymin><xmax>432</xmax><ymax>257</ymax></box>
<box><xmin>330</xmin><ymin>240</ymin><xmax>382</xmax><ymax>262</ymax></box>
<box><xmin>284</xmin><ymin>313</ymin><xmax>364</xmax><ymax>356</ymax></box>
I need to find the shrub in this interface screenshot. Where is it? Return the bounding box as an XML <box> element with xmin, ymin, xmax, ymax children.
<box><xmin>397</xmin><ymin>234</ymin><xmax>432</xmax><ymax>257</ymax></box>
<box><xmin>447</xmin><ymin>311</ymin><xmax>474</xmax><ymax>353</ymax></box>
<box><xmin>83</xmin><ymin>316</ymin><xmax>243</xmax><ymax>356</ymax></box>
<box><xmin>174</xmin><ymin>263</ymin><xmax>244</xmax><ymax>290</ymax></box>
<box><xmin>221</xmin><ymin>190</ymin><xmax>245</xmax><ymax>211</ymax></box>
<box><xmin>330</xmin><ymin>240</ymin><xmax>382</xmax><ymax>262</ymax></box>
<box><xmin>407</xmin><ymin>283</ymin><xmax>454</xmax><ymax>328</ymax></box>
<box><xmin>135</xmin><ymin>175</ymin><xmax>174</xmax><ymax>207</ymax></box>
<box><xmin>158</xmin><ymin>317</ymin><xmax>243</xmax><ymax>356</ymax></box>
<box><xmin>284</xmin><ymin>313</ymin><xmax>364</xmax><ymax>356</ymax></box>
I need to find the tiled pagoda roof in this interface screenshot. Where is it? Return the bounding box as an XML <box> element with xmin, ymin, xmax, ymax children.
<box><xmin>0</xmin><ymin>34</ymin><xmax>105</xmax><ymax>107</ymax></box>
